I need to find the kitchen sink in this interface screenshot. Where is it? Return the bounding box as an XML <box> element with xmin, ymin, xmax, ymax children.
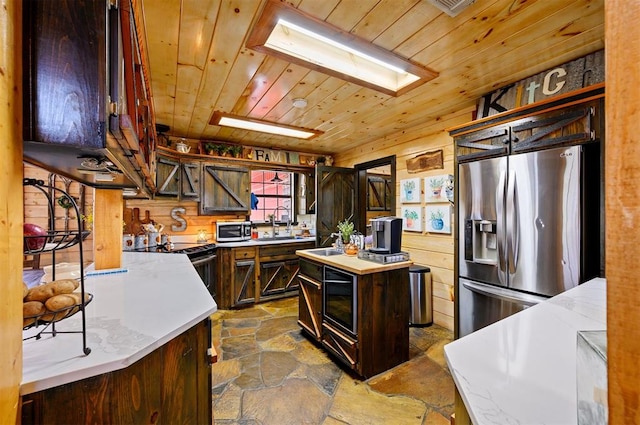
<box><xmin>306</xmin><ymin>248</ymin><xmax>343</xmax><ymax>256</ymax></box>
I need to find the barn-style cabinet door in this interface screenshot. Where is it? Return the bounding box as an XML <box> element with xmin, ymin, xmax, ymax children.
<box><xmin>199</xmin><ymin>164</ymin><xmax>250</xmax><ymax>215</ymax></box>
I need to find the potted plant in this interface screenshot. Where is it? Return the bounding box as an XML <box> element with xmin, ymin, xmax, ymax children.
<box><xmin>204</xmin><ymin>142</ymin><xmax>217</xmax><ymax>155</ymax></box>
<box><xmin>404</xmin><ymin>209</ymin><xmax>419</xmax><ymax>227</ymax></box>
<box><xmin>214</xmin><ymin>144</ymin><xmax>229</xmax><ymax>156</ymax></box>
<box><xmin>429</xmin><ymin>177</ymin><xmax>445</xmax><ymax>197</ymax></box>
<box><xmin>229</xmin><ymin>144</ymin><xmax>243</xmax><ymax>158</ymax></box>
<box><xmin>430</xmin><ymin>209</ymin><xmax>445</xmax><ymax>230</ymax></box>
<box><xmin>403</xmin><ymin>180</ymin><xmax>416</xmax><ymax>201</ymax></box>
<box><xmin>336</xmin><ymin>219</ymin><xmax>354</xmax><ymax>244</ymax></box>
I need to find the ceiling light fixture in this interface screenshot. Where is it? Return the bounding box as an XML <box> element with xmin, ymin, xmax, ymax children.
<box><xmin>292</xmin><ymin>98</ymin><xmax>308</xmax><ymax>108</ymax></box>
<box><xmin>210</xmin><ymin>112</ymin><xmax>323</xmax><ymax>139</ymax></box>
<box><xmin>270</xmin><ymin>172</ymin><xmax>283</xmax><ymax>183</ymax></box>
<box><xmin>247</xmin><ymin>0</ymin><xmax>439</xmax><ymax>97</ymax></box>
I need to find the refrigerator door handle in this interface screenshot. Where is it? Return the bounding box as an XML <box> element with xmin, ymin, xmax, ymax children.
<box><xmin>506</xmin><ymin>170</ymin><xmax>519</xmax><ymax>274</ymax></box>
<box><xmin>496</xmin><ymin>169</ymin><xmax>507</xmax><ymax>283</ymax></box>
<box><xmin>461</xmin><ymin>279</ymin><xmax>547</xmax><ymax>307</ymax></box>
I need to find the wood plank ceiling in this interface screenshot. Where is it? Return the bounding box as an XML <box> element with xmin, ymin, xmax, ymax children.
<box><xmin>141</xmin><ymin>0</ymin><xmax>604</xmax><ymax>156</ymax></box>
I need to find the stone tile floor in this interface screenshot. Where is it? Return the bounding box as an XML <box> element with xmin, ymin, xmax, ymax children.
<box><xmin>211</xmin><ymin>297</ymin><xmax>454</xmax><ymax>425</ymax></box>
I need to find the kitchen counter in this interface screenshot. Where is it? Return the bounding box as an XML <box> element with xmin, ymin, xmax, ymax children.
<box><xmin>296</xmin><ymin>248</ymin><xmax>412</xmax><ymax>275</ymax></box>
<box><xmin>21</xmin><ymin>252</ymin><xmax>217</xmax><ymax>395</ymax></box>
<box><xmin>215</xmin><ymin>236</ymin><xmax>315</xmax><ymax>248</ymax></box>
<box><xmin>444</xmin><ymin>277</ymin><xmax>606</xmax><ymax>425</ymax></box>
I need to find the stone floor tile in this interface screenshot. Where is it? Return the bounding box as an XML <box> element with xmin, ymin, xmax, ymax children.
<box><xmin>260</xmin><ymin>351</ymin><xmax>298</xmax><ymax>386</ymax></box>
<box><xmin>221</xmin><ymin>334</ymin><xmax>260</xmax><ymax>360</ymax></box>
<box><xmin>255</xmin><ymin>316</ymin><xmax>300</xmax><ymax>341</ymax></box>
<box><xmin>242</xmin><ymin>378</ymin><xmax>331</xmax><ymax>425</ymax></box>
<box><xmin>424</xmin><ymin>409</ymin><xmax>451</xmax><ymax>425</ymax></box>
<box><xmin>425</xmin><ymin>339</ymin><xmax>451</xmax><ymax>369</ymax></box>
<box><xmin>212</xmin><ymin>382</ymin><xmax>243</xmax><ymax>421</ymax></box>
<box><xmin>259</xmin><ymin>297</ymin><xmax>299</xmax><ymax>317</ymax></box>
<box><xmin>290</xmin><ymin>338</ymin><xmax>333</xmax><ymax>366</ymax></box>
<box><xmin>234</xmin><ymin>352</ymin><xmax>264</xmax><ymax>389</ymax></box>
<box><xmin>258</xmin><ymin>332</ymin><xmax>299</xmax><ymax>352</ymax></box>
<box><xmin>322</xmin><ymin>416</ymin><xmax>349</xmax><ymax>425</ymax></box>
<box><xmin>212</xmin><ymin>357</ymin><xmax>241</xmax><ymax>387</ymax></box>
<box><xmin>305</xmin><ymin>361</ymin><xmax>343</xmax><ymax>396</ymax></box>
<box><xmin>367</xmin><ymin>355</ymin><xmax>454</xmax><ymax>412</ymax></box>
<box><xmin>329</xmin><ymin>376</ymin><xmax>426</xmax><ymax>425</ymax></box>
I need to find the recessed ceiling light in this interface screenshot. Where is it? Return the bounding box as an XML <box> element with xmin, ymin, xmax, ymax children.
<box><xmin>292</xmin><ymin>98</ymin><xmax>308</xmax><ymax>108</ymax></box>
<box><xmin>247</xmin><ymin>0</ymin><xmax>438</xmax><ymax>96</ymax></box>
<box><xmin>210</xmin><ymin>112</ymin><xmax>322</xmax><ymax>140</ymax></box>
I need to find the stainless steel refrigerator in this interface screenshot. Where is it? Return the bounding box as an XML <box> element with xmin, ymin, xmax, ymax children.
<box><xmin>457</xmin><ymin>143</ymin><xmax>601</xmax><ymax>337</ymax></box>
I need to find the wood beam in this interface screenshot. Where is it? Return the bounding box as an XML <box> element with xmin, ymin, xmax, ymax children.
<box><xmin>605</xmin><ymin>1</ymin><xmax>640</xmax><ymax>423</ymax></box>
<box><xmin>0</xmin><ymin>0</ymin><xmax>23</xmax><ymax>422</ymax></box>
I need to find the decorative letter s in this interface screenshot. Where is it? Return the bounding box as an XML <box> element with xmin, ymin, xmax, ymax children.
<box><xmin>170</xmin><ymin>207</ymin><xmax>187</xmax><ymax>232</ymax></box>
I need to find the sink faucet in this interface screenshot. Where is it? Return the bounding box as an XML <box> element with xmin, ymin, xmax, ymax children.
<box><xmin>330</xmin><ymin>232</ymin><xmax>344</xmax><ymax>252</ymax></box>
<box><xmin>271</xmin><ymin>206</ymin><xmax>291</xmax><ymax>236</ymax></box>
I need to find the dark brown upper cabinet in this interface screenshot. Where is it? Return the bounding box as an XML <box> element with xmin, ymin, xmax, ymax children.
<box><xmin>156</xmin><ymin>154</ymin><xmax>200</xmax><ymax>200</ymax></box>
<box><xmin>199</xmin><ymin>164</ymin><xmax>250</xmax><ymax>215</ymax></box>
<box><xmin>22</xmin><ymin>0</ymin><xmax>156</xmax><ymax>195</ymax></box>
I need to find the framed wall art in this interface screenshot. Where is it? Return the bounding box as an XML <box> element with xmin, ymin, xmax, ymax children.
<box><xmin>425</xmin><ymin>204</ymin><xmax>451</xmax><ymax>234</ymax></box>
<box><xmin>425</xmin><ymin>174</ymin><xmax>453</xmax><ymax>203</ymax></box>
<box><xmin>401</xmin><ymin>206</ymin><xmax>423</xmax><ymax>232</ymax></box>
<box><xmin>400</xmin><ymin>177</ymin><xmax>421</xmax><ymax>203</ymax></box>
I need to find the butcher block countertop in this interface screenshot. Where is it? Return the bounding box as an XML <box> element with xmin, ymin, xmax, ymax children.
<box><xmin>21</xmin><ymin>252</ymin><xmax>217</xmax><ymax>395</ymax></box>
<box><xmin>296</xmin><ymin>248</ymin><xmax>412</xmax><ymax>275</ymax></box>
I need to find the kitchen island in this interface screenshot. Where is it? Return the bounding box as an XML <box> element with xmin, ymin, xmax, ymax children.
<box><xmin>21</xmin><ymin>252</ymin><xmax>217</xmax><ymax>424</ymax></box>
<box><xmin>296</xmin><ymin>248</ymin><xmax>413</xmax><ymax>378</ymax></box>
<box><xmin>444</xmin><ymin>277</ymin><xmax>606</xmax><ymax>425</ymax></box>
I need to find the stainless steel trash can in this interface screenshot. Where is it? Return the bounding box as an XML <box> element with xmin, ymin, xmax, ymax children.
<box><xmin>409</xmin><ymin>265</ymin><xmax>432</xmax><ymax>326</ymax></box>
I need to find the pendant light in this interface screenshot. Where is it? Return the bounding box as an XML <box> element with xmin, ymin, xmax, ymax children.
<box><xmin>270</xmin><ymin>172</ymin><xmax>283</xmax><ymax>183</ymax></box>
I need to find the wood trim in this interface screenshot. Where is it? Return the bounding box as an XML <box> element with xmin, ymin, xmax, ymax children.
<box><xmin>0</xmin><ymin>1</ymin><xmax>23</xmax><ymax>423</ymax></box>
<box><xmin>93</xmin><ymin>189</ymin><xmax>124</xmax><ymax>270</ymax></box>
<box><xmin>605</xmin><ymin>1</ymin><xmax>640</xmax><ymax>423</ymax></box>
<box><xmin>447</xmin><ymin>83</ymin><xmax>605</xmax><ymax>136</ymax></box>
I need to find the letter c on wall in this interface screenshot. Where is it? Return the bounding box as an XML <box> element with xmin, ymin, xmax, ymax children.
<box><xmin>542</xmin><ymin>68</ymin><xmax>567</xmax><ymax>95</ymax></box>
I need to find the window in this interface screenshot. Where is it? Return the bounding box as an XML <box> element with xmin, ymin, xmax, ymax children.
<box><xmin>250</xmin><ymin>170</ymin><xmax>293</xmax><ymax>223</ymax></box>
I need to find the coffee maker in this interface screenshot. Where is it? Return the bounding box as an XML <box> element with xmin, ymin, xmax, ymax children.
<box><xmin>370</xmin><ymin>217</ymin><xmax>402</xmax><ymax>254</ymax></box>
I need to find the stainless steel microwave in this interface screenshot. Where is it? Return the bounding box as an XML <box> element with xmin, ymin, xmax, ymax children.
<box><xmin>216</xmin><ymin>221</ymin><xmax>251</xmax><ymax>242</ymax></box>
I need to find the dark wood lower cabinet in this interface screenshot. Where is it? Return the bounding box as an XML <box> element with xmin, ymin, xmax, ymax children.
<box><xmin>297</xmin><ymin>273</ymin><xmax>322</xmax><ymax>341</ymax></box>
<box><xmin>21</xmin><ymin>319</ymin><xmax>213</xmax><ymax>425</ymax></box>
<box><xmin>217</xmin><ymin>242</ymin><xmax>315</xmax><ymax>309</ymax></box>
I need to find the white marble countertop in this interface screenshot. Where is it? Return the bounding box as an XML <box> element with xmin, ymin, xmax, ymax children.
<box><xmin>444</xmin><ymin>277</ymin><xmax>606</xmax><ymax>425</ymax></box>
<box><xmin>21</xmin><ymin>252</ymin><xmax>217</xmax><ymax>395</ymax></box>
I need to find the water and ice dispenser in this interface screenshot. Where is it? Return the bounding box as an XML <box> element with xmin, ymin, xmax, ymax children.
<box><xmin>464</xmin><ymin>219</ymin><xmax>498</xmax><ymax>265</ymax></box>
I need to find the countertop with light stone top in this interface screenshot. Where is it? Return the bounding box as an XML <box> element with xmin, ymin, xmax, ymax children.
<box><xmin>444</xmin><ymin>277</ymin><xmax>606</xmax><ymax>425</ymax></box>
<box><xmin>296</xmin><ymin>248</ymin><xmax>412</xmax><ymax>275</ymax></box>
<box><xmin>21</xmin><ymin>252</ymin><xmax>216</xmax><ymax>395</ymax></box>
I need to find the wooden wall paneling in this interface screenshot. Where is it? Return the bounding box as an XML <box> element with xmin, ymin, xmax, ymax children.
<box><xmin>605</xmin><ymin>0</ymin><xmax>640</xmax><ymax>423</ymax></box>
<box><xmin>0</xmin><ymin>0</ymin><xmax>23</xmax><ymax>421</ymax></box>
<box><xmin>93</xmin><ymin>189</ymin><xmax>123</xmax><ymax>270</ymax></box>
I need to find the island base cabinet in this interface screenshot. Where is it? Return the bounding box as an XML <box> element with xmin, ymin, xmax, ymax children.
<box><xmin>21</xmin><ymin>319</ymin><xmax>213</xmax><ymax>425</ymax></box>
<box><xmin>322</xmin><ymin>322</ymin><xmax>358</xmax><ymax>370</ymax></box>
<box><xmin>298</xmin><ymin>274</ymin><xmax>323</xmax><ymax>341</ymax></box>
